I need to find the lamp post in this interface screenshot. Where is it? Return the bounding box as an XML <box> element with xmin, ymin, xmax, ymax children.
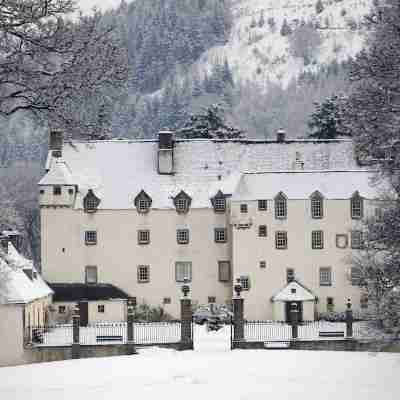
<box><xmin>234</xmin><ymin>278</ymin><xmax>243</xmax><ymax>298</ymax></box>
<box><xmin>232</xmin><ymin>278</ymin><xmax>244</xmax><ymax>348</ymax></box>
<box><xmin>72</xmin><ymin>303</ymin><xmax>80</xmax><ymax>359</ymax></box>
<box><xmin>181</xmin><ymin>277</ymin><xmax>191</xmax><ymax>298</ymax></box>
<box><xmin>126</xmin><ymin>297</ymin><xmax>137</xmax><ymax>354</ymax></box>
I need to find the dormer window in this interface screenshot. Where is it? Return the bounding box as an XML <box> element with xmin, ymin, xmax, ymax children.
<box><xmin>83</xmin><ymin>189</ymin><xmax>101</xmax><ymax>213</ymax></box>
<box><xmin>211</xmin><ymin>190</ymin><xmax>226</xmax><ymax>213</ymax></box>
<box><xmin>310</xmin><ymin>191</ymin><xmax>324</xmax><ymax>219</ymax></box>
<box><xmin>274</xmin><ymin>192</ymin><xmax>287</xmax><ymax>219</ymax></box>
<box><xmin>134</xmin><ymin>190</ymin><xmax>152</xmax><ymax>214</ymax></box>
<box><xmin>351</xmin><ymin>192</ymin><xmax>363</xmax><ymax>219</ymax></box>
<box><xmin>173</xmin><ymin>190</ymin><xmax>191</xmax><ymax>214</ymax></box>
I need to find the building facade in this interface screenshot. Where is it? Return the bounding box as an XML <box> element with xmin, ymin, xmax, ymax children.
<box><xmin>39</xmin><ymin>131</ymin><xmax>377</xmax><ymax>320</ymax></box>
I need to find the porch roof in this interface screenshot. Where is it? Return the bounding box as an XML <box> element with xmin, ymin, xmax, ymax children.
<box><xmin>271</xmin><ymin>280</ymin><xmax>316</xmax><ymax>302</ymax></box>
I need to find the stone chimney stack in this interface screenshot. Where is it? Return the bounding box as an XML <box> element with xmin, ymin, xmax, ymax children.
<box><xmin>49</xmin><ymin>130</ymin><xmax>63</xmax><ymax>158</ymax></box>
<box><xmin>158</xmin><ymin>130</ymin><xmax>174</xmax><ymax>175</ymax></box>
<box><xmin>277</xmin><ymin>129</ymin><xmax>286</xmax><ymax>143</ymax></box>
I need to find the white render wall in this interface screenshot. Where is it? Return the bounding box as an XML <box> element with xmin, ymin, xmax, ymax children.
<box><xmin>231</xmin><ymin>198</ymin><xmax>371</xmax><ymax>320</ymax></box>
<box><xmin>41</xmin><ymin>207</ymin><xmax>232</xmax><ymax>318</ymax></box>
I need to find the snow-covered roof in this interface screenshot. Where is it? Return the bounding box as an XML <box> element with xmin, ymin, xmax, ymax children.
<box><xmin>38</xmin><ymin>138</ymin><xmax>360</xmax><ymax>210</ymax></box>
<box><xmin>0</xmin><ymin>243</ymin><xmax>53</xmax><ymax>305</ymax></box>
<box><xmin>271</xmin><ymin>281</ymin><xmax>316</xmax><ymax>302</ymax></box>
<box><xmin>232</xmin><ymin>170</ymin><xmax>381</xmax><ymax>201</ymax></box>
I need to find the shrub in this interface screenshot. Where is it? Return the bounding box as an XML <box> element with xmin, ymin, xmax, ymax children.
<box><xmin>133</xmin><ymin>302</ymin><xmax>173</xmax><ymax>322</ymax></box>
<box><xmin>288</xmin><ymin>25</ymin><xmax>322</xmax><ymax>65</ymax></box>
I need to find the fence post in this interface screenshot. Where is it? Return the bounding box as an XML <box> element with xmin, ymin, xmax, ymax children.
<box><xmin>232</xmin><ymin>278</ymin><xmax>244</xmax><ymax>349</ymax></box>
<box><xmin>72</xmin><ymin>305</ymin><xmax>80</xmax><ymax>359</ymax></box>
<box><xmin>290</xmin><ymin>302</ymin><xmax>299</xmax><ymax>340</ymax></box>
<box><xmin>346</xmin><ymin>298</ymin><xmax>353</xmax><ymax>338</ymax></box>
<box><xmin>126</xmin><ymin>298</ymin><xmax>137</xmax><ymax>355</ymax></box>
<box><xmin>180</xmin><ymin>278</ymin><xmax>193</xmax><ymax>350</ymax></box>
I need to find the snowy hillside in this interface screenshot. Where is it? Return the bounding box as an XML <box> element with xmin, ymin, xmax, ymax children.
<box><xmin>201</xmin><ymin>0</ymin><xmax>372</xmax><ymax>87</ymax></box>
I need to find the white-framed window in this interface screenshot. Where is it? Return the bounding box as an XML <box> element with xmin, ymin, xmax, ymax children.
<box><xmin>240</xmin><ymin>203</ymin><xmax>248</xmax><ymax>213</ymax></box>
<box><xmin>351</xmin><ymin>193</ymin><xmax>363</xmax><ymax>219</ymax></box>
<box><xmin>58</xmin><ymin>306</ymin><xmax>66</xmax><ymax>314</ymax></box>
<box><xmin>258</xmin><ymin>225</ymin><xmax>267</xmax><ymax>237</ymax></box>
<box><xmin>275</xmin><ymin>231</ymin><xmax>288</xmax><ymax>249</ymax></box>
<box><xmin>275</xmin><ymin>193</ymin><xmax>287</xmax><ymax>219</ymax></box>
<box><xmin>258</xmin><ymin>199</ymin><xmax>267</xmax><ymax>211</ymax></box>
<box><xmin>218</xmin><ymin>261</ymin><xmax>231</xmax><ymax>282</ymax></box>
<box><xmin>214</xmin><ymin>198</ymin><xmax>226</xmax><ymax>213</ymax></box>
<box><xmin>311</xmin><ymin>192</ymin><xmax>323</xmax><ymax>219</ymax></box>
<box><xmin>312</xmin><ymin>230</ymin><xmax>324</xmax><ymax>249</ymax></box>
<box><xmin>177</xmin><ymin>229</ymin><xmax>189</xmax><ymax>244</ymax></box>
<box><xmin>214</xmin><ymin>228</ymin><xmax>227</xmax><ymax>243</ymax></box>
<box><xmin>259</xmin><ymin>261</ymin><xmax>266</xmax><ymax>269</ymax></box>
<box><xmin>286</xmin><ymin>268</ymin><xmax>295</xmax><ymax>283</ymax></box>
<box><xmin>175</xmin><ymin>261</ymin><xmax>192</xmax><ymax>282</ymax></box>
<box><xmin>137</xmin><ymin>265</ymin><xmax>150</xmax><ymax>283</ymax></box>
<box><xmin>336</xmin><ymin>234</ymin><xmax>348</xmax><ymax>249</ymax></box>
<box><xmin>319</xmin><ymin>267</ymin><xmax>332</xmax><ymax>286</ymax></box>
<box><xmin>176</xmin><ymin>198</ymin><xmax>189</xmax><ymax>213</ymax></box>
<box><xmin>351</xmin><ymin>230</ymin><xmax>363</xmax><ymax>249</ymax></box>
<box><xmin>85</xmin><ymin>230</ymin><xmax>97</xmax><ymax>245</ymax></box>
<box><xmin>138</xmin><ymin>230</ymin><xmax>150</xmax><ymax>245</ymax></box>
<box><xmin>138</xmin><ymin>199</ymin><xmax>151</xmax><ymax>213</ymax></box>
<box><xmin>240</xmin><ymin>275</ymin><xmax>250</xmax><ymax>290</ymax></box>
<box><xmin>98</xmin><ymin>305</ymin><xmax>105</xmax><ymax>313</ymax></box>
<box><xmin>85</xmin><ymin>198</ymin><xmax>98</xmax><ymax>210</ymax></box>
<box><xmin>85</xmin><ymin>265</ymin><xmax>98</xmax><ymax>284</ymax></box>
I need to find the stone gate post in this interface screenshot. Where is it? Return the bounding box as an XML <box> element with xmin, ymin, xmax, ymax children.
<box><xmin>232</xmin><ymin>278</ymin><xmax>244</xmax><ymax>349</ymax></box>
<box><xmin>126</xmin><ymin>298</ymin><xmax>137</xmax><ymax>355</ymax></box>
<box><xmin>180</xmin><ymin>278</ymin><xmax>193</xmax><ymax>350</ymax></box>
<box><xmin>290</xmin><ymin>302</ymin><xmax>299</xmax><ymax>340</ymax></box>
<box><xmin>72</xmin><ymin>304</ymin><xmax>80</xmax><ymax>359</ymax></box>
<box><xmin>346</xmin><ymin>299</ymin><xmax>353</xmax><ymax>338</ymax></box>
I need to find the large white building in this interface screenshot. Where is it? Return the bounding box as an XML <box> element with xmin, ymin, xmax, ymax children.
<box><xmin>38</xmin><ymin>131</ymin><xmax>378</xmax><ymax>320</ymax></box>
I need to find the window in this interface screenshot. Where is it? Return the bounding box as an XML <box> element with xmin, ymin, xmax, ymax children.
<box><xmin>336</xmin><ymin>234</ymin><xmax>348</xmax><ymax>249</ymax></box>
<box><xmin>240</xmin><ymin>204</ymin><xmax>248</xmax><ymax>213</ymax></box>
<box><xmin>327</xmin><ymin>297</ymin><xmax>334</xmax><ymax>312</ymax></box>
<box><xmin>163</xmin><ymin>297</ymin><xmax>171</xmax><ymax>305</ymax></box>
<box><xmin>137</xmin><ymin>265</ymin><xmax>150</xmax><ymax>283</ymax></box>
<box><xmin>208</xmin><ymin>296</ymin><xmax>216</xmax><ymax>304</ymax></box>
<box><xmin>310</xmin><ymin>192</ymin><xmax>323</xmax><ymax>219</ymax></box>
<box><xmin>240</xmin><ymin>276</ymin><xmax>250</xmax><ymax>290</ymax></box>
<box><xmin>175</xmin><ymin>261</ymin><xmax>192</xmax><ymax>282</ymax></box>
<box><xmin>351</xmin><ymin>192</ymin><xmax>363</xmax><ymax>219</ymax></box>
<box><xmin>211</xmin><ymin>191</ymin><xmax>226</xmax><ymax>213</ymax></box>
<box><xmin>58</xmin><ymin>306</ymin><xmax>66</xmax><ymax>314</ymax></box>
<box><xmin>275</xmin><ymin>192</ymin><xmax>287</xmax><ymax>219</ymax></box>
<box><xmin>286</xmin><ymin>268</ymin><xmax>295</xmax><ymax>283</ymax></box>
<box><xmin>360</xmin><ymin>294</ymin><xmax>368</xmax><ymax>309</ymax></box>
<box><xmin>85</xmin><ymin>230</ymin><xmax>97</xmax><ymax>245</ymax></box>
<box><xmin>85</xmin><ymin>266</ymin><xmax>98</xmax><ymax>284</ymax></box>
<box><xmin>319</xmin><ymin>267</ymin><xmax>332</xmax><ymax>286</ymax></box>
<box><xmin>138</xmin><ymin>230</ymin><xmax>150</xmax><ymax>245</ymax></box>
<box><xmin>134</xmin><ymin>190</ymin><xmax>152</xmax><ymax>213</ymax></box>
<box><xmin>85</xmin><ymin>198</ymin><xmax>98</xmax><ymax>210</ymax></box>
<box><xmin>177</xmin><ymin>198</ymin><xmax>189</xmax><ymax>212</ymax></box>
<box><xmin>351</xmin><ymin>230</ymin><xmax>363</xmax><ymax>249</ymax></box>
<box><xmin>68</xmin><ymin>188</ymin><xmax>74</xmax><ymax>195</ymax></box>
<box><xmin>83</xmin><ymin>189</ymin><xmax>101</xmax><ymax>213</ymax></box>
<box><xmin>258</xmin><ymin>225</ymin><xmax>267</xmax><ymax>237</ymax></box>
<box><xmin>351</xmin><ymin>267</ymin><xmax>362</xmax><ymax>286</ymax></box>
<box><xmin>218</xmin><ymin>261</ymin><xmax>231</xmax><ymax>282</ymax></box>
<box><xmin>53</xmin><ymin>186</ymin><xmax>62</xmax><ymax>195</ymax></box>
<box><xmin>312</xmin><ymin>230</ymin><xmax>324</xmax><ymax>249</ymax></box>
<box><xmin>375</xmin><ymin>207</ymin><xmax>383</xmax><ymax>221</ymax></box>
<box><xmin>173</xmin><ymin>190</ymin><xmax>191</xmax><ymax>214</ymax></box>
<box><xmin>258</xmin><ymin>199</ymin><xmax>267</xmax><ymax>211</ymax></box>
<box><xmin>259</xmin><ymin>261</ymin><xmax>266</xmax><ymax>269</ymax></box>
<box><xmin>177</xmin><ymin>229</ymin><xmax>189</xmax><ymax>244</ymax></box>
<box><xmin>98</xmin><ymin>305</ymin><xmax>105</xmax><ymax>313</ymax></box>
<box><xmin>275</xmin><ymin>231</ymin><xmax>288</xmax><ymax>249</ymax></box>
<box><xmin>39</xmin><ymin>189</ymin><xmax>45</xmax><ymax>195</ymax></box>
<box><xmin>214</xmin><ymin>228</ymin><xmax>227</xmax><ymax>243</ymax></box>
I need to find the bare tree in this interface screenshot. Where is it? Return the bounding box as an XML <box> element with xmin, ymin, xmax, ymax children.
<box><xmin>0</xmin><ymin>0</ymin><xmax>128</xmax><ymax>137</ymax></box>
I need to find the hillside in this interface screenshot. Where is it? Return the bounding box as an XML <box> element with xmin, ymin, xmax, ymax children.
<box><xmin>201</xmin><ymin>0</ymin><xmax>372</xmax><ymax>88</ymax></box>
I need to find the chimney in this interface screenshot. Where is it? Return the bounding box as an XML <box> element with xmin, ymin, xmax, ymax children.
<box><xmin>158</xmin><ymin>130</ymin><xmax>174</xmax><ymax>174</ymax></box>
<box><xmin>277</xmin><ymin>129</ymin><xmax>286</xmax><ymax>143</ymax></box>
<box><xmin>49</xmin><ymin>130</ymin><xmax>63</xmax><ymax>158</ymax></box>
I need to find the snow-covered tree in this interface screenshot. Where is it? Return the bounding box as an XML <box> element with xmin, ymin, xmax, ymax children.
<box><xmin>176</xmin><ymin>104</ymin><xmax>244</xmax><ymax>139</ymax></box>
<box><xmin>315</xmin><ymin>0</ymin><xmax>324</xmax><ymax>15</ymax></box>
<box><xmin>280</xmin><ymin>19</ymin><xmax>292</xmax><ymax>36</ymax></box>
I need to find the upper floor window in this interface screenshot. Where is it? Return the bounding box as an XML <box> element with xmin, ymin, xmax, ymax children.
<box><xmin>286</xmin><ymin>268</ymin><xmax>295</xmax><ymax>283</ymax></box>
<box><xmin>258</xmin><ymin>199</ymin><xmax>267</xmax><ymax>211</ymax></box>
<box><xmin>175</xmin><ymin>261</ymin><xmax>192</xmax><ymax>282</ymax></box>
<box><xmin>319</xmin><ymin>267</ymin><xmax>332</xmax><ymax>286</ymax></box>
<box><xmin>83</xmin><ymin>189</ymin><xmax>101</xmax><ymax>213</ymax></box>
<box><xmin>98</xmin><ymin>305</ymin><xmax>105</xmax><ymax>313</ymax></box>
<box><xmin>211</xmin><ymin>190</ymin><xmax>226</xmax><ymax>213</ymax></box>
<box><xmin>177</xmin><ymin>229</ymin><xmax>189</xmax><ymax>244</ymax></box>
<box><xmin>274</xmin><ymin>192</ymin><xmax>287</xmax><ymax>219</ymax></box>
<box><xmin>85</xmin><ymin>265</ymin><xmax>98</xmax><ymax>284</ymax></box>
<box><xmin>85</xmin><ymin>230</ymin><xmax>97</xmax><ymax>245</ymax></box>
<box><xmin>138</xmin><ymin>230</ymin><xmax>150</xmax><ymax>245</ymax></box>
<box><xmin>258</xmin><ymin>225</ymin><xmax>267</xmax><ymax>237</ymax></box>
<box><xmin>275</xmin><ymin>231</ymin><xmax>288</xmax><ymax>249</ymax></box>
<box><xmin>134</xmin><ymin>190</ymin><xmax>152</xmax><ymax>214</ymax></box>
<box><xmin>218</xmin><ymin>261</ymin><xmax>231</xmax><ymax>282</ymax></box>
<box><xmin>137</xmin><ymin>265</ymin><xmax>150</xmax><ymax>283</ymax></box>
<box><xmin>312</xmin><ymin>230</ymin><xmax>324</xmax><ymax>249</ymax></box>
<box><xmin>214</xmin><ymin>228</ymin><xmax>227</xmax><ymax>243</ymax></box>
<box><xmin>336</xmin><ymin>234</ymin><xmax>348</xmax><ymax>249</ymax></box>
<box><xmin>351</xmin><ymin>192</ymin><xmax>363</xmax><ymax>219</ymax></box>
<box><xmin>240</xmin><ymin>275</ymin><xmax>250</xmax><ymax>290</ymax></box>
<box><xmin>173</xmin><ymin>190</ymin><xmax>191</xmax><ymax>214</ymax></box>
<box><xmin>53</xmin><ymin>186</ymin><xmax>62</xmax><ymax>195</ymax></box>
<box><xmin>310</xmin><ymin>191</ymin><xmax>324</xmax><ymax>219</ymax></box>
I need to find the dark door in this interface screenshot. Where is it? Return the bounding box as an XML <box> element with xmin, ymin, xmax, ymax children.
<box><xmin>79</xmin><ymin>301</ymin><xmax>89</xmax><ymax>327</ymax></box>
<box><xmin>285</xmin><ymin>301</ymin><xmax>303</xmax><ymax>323</ymax></box>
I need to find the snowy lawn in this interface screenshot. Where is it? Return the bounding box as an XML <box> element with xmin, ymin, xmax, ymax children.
<box><xmin>0</xmin><ymin>326</ymin><xmax>399</xmax><ymax>400</ymax></box>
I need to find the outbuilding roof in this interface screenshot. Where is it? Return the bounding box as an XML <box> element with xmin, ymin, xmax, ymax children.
<box><xmin>38</xmin><ymin>138</ymin><xmax>360</xmax><ymax>210</ymax></box>
<box><xmin>271</xmin><ymin>280</ymin><xmax>316</xmax><ymax>302</ymax></box>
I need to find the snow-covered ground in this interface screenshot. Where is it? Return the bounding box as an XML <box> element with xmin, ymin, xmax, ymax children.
<box><xmin>0</xmin><ymin>326</ymin><xmax>399</xmax><ymax>400</ymax></box>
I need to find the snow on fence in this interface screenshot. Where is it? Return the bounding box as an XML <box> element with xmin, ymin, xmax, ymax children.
<box><xmin>26</xmin><ymin>321</ymin><xmax>182</xmax><ymax>347</ymax></box>
<box><xmin>244</xmin><ymin>321</ymin><xmax>292</xmax><ymax>341</ymax></box>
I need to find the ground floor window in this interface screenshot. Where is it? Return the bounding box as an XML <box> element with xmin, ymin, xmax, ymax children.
<box><xmin>326</xmin><ymin>297</ymin><xmax>334</xmax><ymax>312</ymax></box>
<box><xmin>175</xmin><ymin>261</ymin><xmax>192</xmax><ymax>282</ymax></box>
